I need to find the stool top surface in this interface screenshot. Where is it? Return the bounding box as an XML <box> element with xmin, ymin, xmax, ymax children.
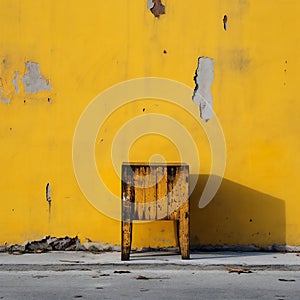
<box><xmin>122</xmin><ymin>162</ymin><xmax>188</xmax><ymax>167</ymax></box>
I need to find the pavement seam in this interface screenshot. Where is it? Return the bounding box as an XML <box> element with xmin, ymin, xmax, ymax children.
<box><xmin>1</xmin><ymin>264</ymin><xmax>300</xmax><ymax>271</ymax></box>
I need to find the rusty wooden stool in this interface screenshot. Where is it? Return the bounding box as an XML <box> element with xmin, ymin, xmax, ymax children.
<box><xmin>121</xmin><ymin>162</ymin><xmax>190</xmax><ymax>260</ymax></box>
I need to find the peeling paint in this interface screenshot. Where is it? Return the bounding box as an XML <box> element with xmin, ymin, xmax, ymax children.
<box><xmin>0</xmin><ymin>89</ymin><xmax>10</xmax><ymax>105</ymax></box>
<box><xmin>22</xmin><ymin>62</ymin><xmax>51</xmax><ymax>94</ymax></box>
<box><xmin>148</xmin><ymin>0</ymin><xmax>165</xmax><ymax>18</ymax></box>
<box><xmin>46</xmin><ymin>183</ymin><xmax>51</xmax><ymax>218</ymax></box>
<box><xmin>192</xmin><ymin>57</ymin><xmax>214</xmax><ymax>121</ymax></box>
<box><xmin>12</xmin><ymin>71</ymin><xmax>19</xmax><ymax>93</ymax></box>
<box><xmin>0</xmin><ymin>97</ymin><xmax>10</xmax><ymax>105</ymax></box>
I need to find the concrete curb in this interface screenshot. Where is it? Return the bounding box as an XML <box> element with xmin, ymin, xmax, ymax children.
<box><xmin>1</xmin><ymin>251</ymin><xmax>300</xmax><ymax>271</ymax></box>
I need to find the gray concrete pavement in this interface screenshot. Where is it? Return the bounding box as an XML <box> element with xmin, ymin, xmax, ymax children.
<box><xmin>0</xmin><ymin>269</ymin><xmax>299</xmax><ymax>299</ymax></box>
<box><xmin>1</xmin><ymin>251</ymin><xmax>300</xmax><ymax>299</ymax></box>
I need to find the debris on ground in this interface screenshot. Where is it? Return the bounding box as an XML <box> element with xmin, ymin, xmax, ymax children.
<box><xmin>25</xmin><ymin>236</ymin><xmax>81</xmax><ymax>252</ymax></box>
<box><xmin>114</xmin><ymin>270</ymin><xmax>131</xmax><ymax>274</ymax></box>
<box><xmin>59</xmin><ymin>260</ymin><xmax>84</xmax><ymax>264</ymax></box>
<box><xmin>7</xmin><ymin>244</ymin><xmax>26</xmax><ymax>255</ymax></box>
<box><xmin>296</xmin><ymin>253</ymin><xmax>300</xmax><ymax>257</ymax></box>
<box><xmin>278</xmin><ymin>278</ymin><xmax>296</xmax><ymax>282</ymax></box>
<box><xmin>226</xmin><ymin>267</ymin><xmax>252</xmax><ymax>274</ymax></box>
<box><xmin>136</xmin><ymin>275</ymin><xmax>149</xmax><ymax>280</ymax></box>
<box><xmin>85</xmin><ymin>242</ymin><xmax>113</xmax><ymax>253</ymax></box>
<box><xmin>32</xmin><ymin>275</ymin><xmax>49</xmax><ymax>279</ymax></box>
<box><xmin>136</xmin><ymin>275</ymin><xmax>170</xmax><ymax>280</ymax></box>
<box><xmin>0</xmin><ymin>236</ymin><xmax>119</xmax><ymax>254</ymax></box>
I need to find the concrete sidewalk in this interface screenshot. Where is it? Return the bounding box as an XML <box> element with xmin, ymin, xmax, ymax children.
<box><xmin>0</xmin><ymin>251</ymin><xmax>300</xmax><ymax>271</ymax></box>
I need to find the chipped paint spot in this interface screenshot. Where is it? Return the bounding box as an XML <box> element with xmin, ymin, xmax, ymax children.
<box><xmin>223</xmin><ymin>15</ymin><xmax>228</xmax><ymax>30</ymax></box>
<box><xmin>192</xmin><ymin>57</ymin><xmax>214</xmax><ymax>121</ymax></box>
<box><xmin>12</xmin><ymin>71</ymin><xmax>19</xmax><ymax>93</ymax></box>
<box><xmin>22</xmin><ymin>62</ymin><xmax>51</xmax><ymax>94</ymax></box>
<box><xmin>148</xmin><ymin>0</ymin><xmax>165</xmax><ymax>18</ymax></box>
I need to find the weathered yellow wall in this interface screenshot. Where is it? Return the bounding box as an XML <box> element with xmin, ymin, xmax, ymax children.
<box><xmin>0</xmin><ymin>0</ymin><xmax>299</xmax><ymax>248</ymax></box>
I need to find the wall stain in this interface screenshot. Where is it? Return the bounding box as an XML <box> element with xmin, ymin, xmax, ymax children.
<box><xmin>230</xmin><ymin>49</ymin><xmax>251</xmax><ymax>72</ymax></box>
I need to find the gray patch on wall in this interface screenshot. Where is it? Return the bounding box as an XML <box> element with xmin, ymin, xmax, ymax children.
<box><xmin>0</xmin><ymin>98</ymin><xmax>10</xmax><ymax>105</ymax></box>
<box><xmin>0</xmin><ymin>88</ymin><xmax>10</xmax><ymax>105</ymax></box>
<box><xmin>22</xmin><ymin>62</ymin><xmax>51</xmax><ymax>94</ymax></box>
<box><xmin>12</xmin><ymin>71</ymin><xmax>19</xmax><ymax>93</ymax></box>
<box><xmin>192</xmin><ymin>57</ymin><xmax>214</xmax><ymax>121</ymax></box>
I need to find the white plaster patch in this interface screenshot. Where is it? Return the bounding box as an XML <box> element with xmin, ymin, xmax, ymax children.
<box><xmin>147</xmin><ymin>0</ymin><xmax>155</xmax><ymax>9</ymax></box>
<box><xmin>192</xmin><ymin>57</ymin><xmax>214</xmax><ymax>121</ymax></box>
<box><xmin>22</xmin><ymin>62</ymin><xmax>51</xmax><ymax>94</ymax></box>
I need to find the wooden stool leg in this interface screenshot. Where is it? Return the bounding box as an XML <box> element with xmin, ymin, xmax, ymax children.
<box><xmin>179</xmin><ymin>200</ymin><xmax>190</xmax><ymax>259</ymax></box>
<box><xmin>121</xmin><ymin>176</ymin><xmax>133</xmax><ymax>261</ymax></box>
<box><xmin>121</xmin><ymin>219</ymin><xmax>132</xmax><ymax>261</ymax></box>
<box><xmin>176</xmin><ymin>220</ymin><xmax>181</xmax><ymax>253</ymax></box>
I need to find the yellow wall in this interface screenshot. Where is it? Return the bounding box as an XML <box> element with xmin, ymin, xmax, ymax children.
<box><xmin>0</xmin><ymin>0</ymin><xmax>299</xmax><ymax>248</ymax></box>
